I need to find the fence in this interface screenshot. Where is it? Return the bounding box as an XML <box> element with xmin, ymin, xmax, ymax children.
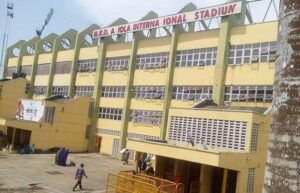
<box><xmin>106</xmin><ymin>171</ymin><xmax>184</xmax><ymax>193</ymax></box>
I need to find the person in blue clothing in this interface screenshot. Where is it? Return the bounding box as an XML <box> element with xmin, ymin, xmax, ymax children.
<box><xmin>73</xmin><ymin>163</ymin><xmax>88</xmax><ymax>191</ymax></box>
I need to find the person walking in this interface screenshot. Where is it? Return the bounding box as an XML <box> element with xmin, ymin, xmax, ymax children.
<box><xmin>123</xmin><ymin>149</ymin><xmax>130</xmax><ymax>165</ymax></box>
<box><xmin>73</xmin><ymin>163</ymin><xmax>88</xmax><ymax>191</ymax></box>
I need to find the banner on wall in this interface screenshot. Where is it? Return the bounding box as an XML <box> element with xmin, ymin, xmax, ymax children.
<box><xmin>92</xmin><ymin>1</ymin><xmax>242</xmax><ymax>38</ymax></box>
<box><xmin>16</xmin><ymin>99</ymin><xmax>45</xmax><ymax>122</ymax></box>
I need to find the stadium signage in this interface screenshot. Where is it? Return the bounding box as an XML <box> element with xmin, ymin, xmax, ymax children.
<box><xmin>93</xmin><ymin>1</ymin><xmax>241</xmax><ymax>38</ymax></box>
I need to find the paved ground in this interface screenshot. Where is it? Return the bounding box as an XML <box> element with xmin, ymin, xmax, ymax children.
<box><xmin>0</xmin><ymin>152</ymin><xmax>135</xmax><ymax>193</ymax></box>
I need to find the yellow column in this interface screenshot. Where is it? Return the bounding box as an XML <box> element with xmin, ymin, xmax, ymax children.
<box><xmin>200</xmin><ymin>165</ymin><xmax>213</xmax><ymax>193</ymax></box>
<box><xmin>221</xmin><ymin>169</ymin><xmax>228</xmax><ymax>193</ymax></box>
<box><xmin>11</xmin><ymin>128</ymin><xmax>16</xmax><ymax>146</ymax></box>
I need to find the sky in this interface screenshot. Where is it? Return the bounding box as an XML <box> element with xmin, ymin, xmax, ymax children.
<box><xmin>0</xmin><ymin>0</ymin><xmax>279</xmax><ymax>58</ymax></box>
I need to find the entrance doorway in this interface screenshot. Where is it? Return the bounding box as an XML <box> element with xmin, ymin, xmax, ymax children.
<box><xmin>7</xmin><ymin>127</ymin><xmax>32</xmax><ymax>150</ymax></box>
<box><xmin>13</xmin><ymin>129</ymin><xmax>31</xmax><ymax>149</ymax></box>
<box><xmin>211</xmin><ymin>168</ymin><xmax>238</xmax><ymax>193</ymax></box>
<box><xmin>94</xmin><ymin>136</ymin><xmax>102</xmax><ymax>153</ymax></box>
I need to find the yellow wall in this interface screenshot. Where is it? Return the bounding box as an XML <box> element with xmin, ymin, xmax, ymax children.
<box><xmin>38</xmin><ymin>53</ymin><xmax>52</xmax><ymax>64</ymax></box>
<box><xmin>97</xmin><ymin>119</ymin><xmax>122</xmax><ymax>131</ymax></box>
<box><xmin>102</xmin><ymin>72</ymin><xmax>128</xmax><ymax>86</ymax></box>
<box><xmin>230</xmin><ymin>21</ymin><xmax>278</xmax><ymax>44</ymax></box>
<box><xmin>21</xmin><ymin>56</ymin><xmax>34</xmax><ymax>65</ymax></box>
<box><xmin>7</xmin><ymin>57</ymin><xmax>18</xmax><ymax>67</ymax></box>
<box><xmin>177</xmin><ymin>30</ymin><xmax>219</xmax><ymax>50</ymax></box>
<box><xmin>53</xmin><ymin>74</ymin><xmax>71</xmax><ymax>86</ymax></box>
<box><xmin>97</xmin><ymin>134</ymin><xmax>119</xmax><ymax>155</ymax></box>
<box><xmin>128</xmin><ymin>123</ymin><xmax>161</xmax><ymax>137</ymax></box>
<box><xmin>137</xmin><ymin>37</ymin><xmax>171</xmax><ymax>54</ymax></box>
<box><xmin>34</xmin><ymin>75</ymin><xmax>49</xmax><ymax>86</ymax></box>
<box><xmin>130</xmin><ymin>99</ymin><xmax>163</xmax><ymax>111</ymax></box>
<box><xmin>78</xmin><ymin>47</ymin><xmax>98</xmax><ymax>59</ymax></box>
<box><xmin>106</xmin><ymin>42</ymin><xmax>131</xmax><ymax>57</ymax></box>
<box><xmin>0</xmin><ymin>78</ymin><xmax>27</xmax><ymax>118</ymax></box>
<box><xmin>2</xmin><ymin>96</ymin><xmax>92</xmax><ymax>152</ymax></box>
<box><xmin>173</xmin><ymin>66</ymin><xmax>215</xmax><ymax>85</ymax></box>
<box><xmin>75</xmin><ymin>73</ymin><xmax>96</xmax><ymax>86</ymax></box>
<box><xmin>56</xmin><ymin>50</ymin><xmax>74</xmax><ymax>62</ymax></box>
<box><xmin>99</xmin><ymin>98</ymin><xmax>125</xmax><ymax>108</ymax></box>
<box><xmin>226</xmin><ymin>64</ymin><xmax>274</xmax><ymax>85</ymax></box>
<box><xmin>133</xmin><ymin>70</ymin><xmax>166</xmax><ymax>85</ymax></box>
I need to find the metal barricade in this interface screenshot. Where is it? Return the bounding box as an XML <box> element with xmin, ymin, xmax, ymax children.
<box><xmin>107</xmin><ymin>171</ymin><xmax>184</xmax><ymax>193</ymax></box>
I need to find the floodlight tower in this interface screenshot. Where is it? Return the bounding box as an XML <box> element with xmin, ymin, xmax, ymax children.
<box><xmin>36</xmin><ymin>8</ymin><xmax>54</xmax><ymax>38</ymax></box>
<box><xmin>0</xmin><ymin>2</ymin><xmax>14</xmax><ymax>79</ymax></box>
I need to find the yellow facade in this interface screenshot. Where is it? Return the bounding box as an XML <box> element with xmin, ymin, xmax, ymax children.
<box><xmin>2</xmin><ymin>12</ymin><xmax>278</xmax><ymax>192</ymax></box>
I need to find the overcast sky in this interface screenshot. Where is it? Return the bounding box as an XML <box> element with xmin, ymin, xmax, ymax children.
<box><xmin>0</xmin><ymin>0</ymin><xmax>279</xmax><ymax>54</ymax></box>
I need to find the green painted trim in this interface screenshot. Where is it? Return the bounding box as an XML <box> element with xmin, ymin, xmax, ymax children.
<box><xmin>46</xmin><ymin>38</ymin><xmax>59</xmax><ymax>97</ymax></box>
<box><xmin>212</xmin><ymin>1</ymin><xmax>247</xmax><ymax>105</ymax></box>
<box><xmin>68</xmin><ymin>34</ymin><xmax>80</xmax><ymax>97</ymax></box>
<box><xmin>117</xmin><ymin>33</ymin><xmax>140</xmax><ymax>160</ymax></box>
<box><xmin>212</xmin><ymin>17</ymin><xmax>232</xmax><ymax>105</ymax></box>
<box><xmin>28</xmin><ymin>40</ymin><xmax>42</xmax><ymax>98</ymax></box>
<box><xmin>88</xmin><ymin>40</ymin><xmax>107</xmax><ymax>152</ymax></box>
<box><xmin>160</xmin><ymin>26</ymin><xmax>180</xmax><ymax>140</ymax></box>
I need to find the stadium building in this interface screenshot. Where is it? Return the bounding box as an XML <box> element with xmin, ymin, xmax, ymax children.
<box><xmin>0</xmin><ymin>1</ymin><xmax>278</xmax><ymax>193</ymax></box>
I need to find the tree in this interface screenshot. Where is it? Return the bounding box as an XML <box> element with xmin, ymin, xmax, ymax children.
<box><xmin>263</xmin><ymin>1</ymin><xmax>300</xmax><ymax>193</ymax></box>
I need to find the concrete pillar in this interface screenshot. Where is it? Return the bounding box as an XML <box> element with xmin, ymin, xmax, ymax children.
<box><xmin>200</xmin><ymin>165</ymin><xmax>213</xmax><ymax>193</ymax></box>
<box><xmin>46</xmin><ymin>38</ymin><xmax>59</xmax><ymax>97</ymax></box>
<box><xmin>212</xmin><ymin>0</ymin><xmax>247</xmax><ymax>105</ymax></box>
<box><xmin>221</xmin><ymin>169</ymin><xmax>228</xmax><ymax>193</ymax></box>
<box><xmin>160</xmin><ymin>26</ymin><xmax>180</xmax><ymax>140</ymax></box>
<box><xmin>87</xmin><ymin>40</ymin><xmax>107</xmax><ymax>152</ymax></box>
<box><xmin>118</xmin><ymin>33</ymin><xmax>140</xmax><ymax>159</ymax></box>
<box><xmin>68</xmin><ymin>34</ymin><xmax>81</xmax><ymax>97</ymax></box>
<box><xmin>28</xmin><ymin>41</ymin><xmax>41</xmax><ymax>98</ymax></box>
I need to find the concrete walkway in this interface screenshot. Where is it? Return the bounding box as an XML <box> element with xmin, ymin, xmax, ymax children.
<box><xmin>0</xmin><ymin>152</ymin><xmax>134</xmax><ymax>193</ymax></box>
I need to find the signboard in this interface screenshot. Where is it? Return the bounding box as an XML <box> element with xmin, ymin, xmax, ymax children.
<box><xmin>16</xmin><ymin>99</ymin><xmax>45</xmax><ymax>122</ymax></box>
<box><xmin>93</xmin><ymin>1</ymin><xmax>242</xmax><ymax>38</ymax></box>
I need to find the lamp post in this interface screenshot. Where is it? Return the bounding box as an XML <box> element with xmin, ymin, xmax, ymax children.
<box><xmin>0</xmin><ymin>2</ymin><xmax>14</xmax><ymax>79</ymax></box>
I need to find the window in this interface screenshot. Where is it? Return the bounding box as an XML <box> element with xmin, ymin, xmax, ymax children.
<box><xmin>224</xmin><ymin>85</ymin><xmax>273</xmax><ymax>103</ymax></box>
<box><xmin>132</xmin><ymin>86</ymin><xmax>165</xmax><ymax>99</ymax></box>
<box><xmin>98</xmin><ymin>107</ymin><xmax>123</xmax><ymax>120</ymax></box>
<box><xmin>228</xmin><ymin>42</ymin><xmax>277</xmax><ymax>65</ymax></box>
<box><xmin>21</xmin><ymin>65</ymin><xmax>32</xmax><ymax>76</ymax></box>
<box><xmin>176</xmin><ymin>47</ymin><xmax>217</xmax><ymax>67</ymax></box>
<box><xmin>44</xmin><ymin>107</ymin><xmax>55</xmax><ymax>124</ymax></box>
<box><xmin>128</xmin><ymin>132</ymin><xmax>160</xmax><ymax>140</ymax></box>
<box><xmin>55</xmin><ymin>61</ymin><xmax>72</xmax><ymax>74</ymax></box>
<box><xmin>250</xmin><ymin>124</ymin><xmax>259</xmax><ymax>151</ymax></box>
<box><xmin>34</xmin><ymin>86</ymin><xmax>48</xmax><ymax>96</ymax></box>
<box><xmin>96</xmin><ymin>128</ymin><xmax>120</xmax><ymax>136</ymax></box>
<box><xmin>129</xmin><ymin>110</ymin><xmax>162</xmax><ymax>125</ymax></box>
<box><xmin>105</xmin><ymin>56</ymin><xmax>129</xmax><ymax>71</ymax></box>
<box><xmin>88</xmin><ymin>102</ymin><xmax>94</xmax><ymax>118</ymax></box>
<box><xmin>101</xmin><ymin>86</ymin><xmax>126</xmax><ymax>98</ymax></box>
<box><xmin>247</xmin><ymin>168</ymin><xmax>255</xmax><ymax>193</ymax></box>
<box><xmin>75</xmin><ymin>86</ymin><xmax>94</xmax><ymax>97</ymax></box>
<box><xmin>77</xmin><ymin>59</ymin><xmax>97</xmax><ymax>73</ymax></box>
<box><xmin>51</xmin><ymin>86</ymin><xmax>69</xmax><ymax>96</ymax></box>
<box><xmin>6</xmin><ymin>67</ymin><xmax>17</xmax><ymax>77</ymax></box>
<box><xmin>169</xmin><ymin>116</ymin><xmax>247</xmax><ymax>150</ymax></box>
<box><xmin>136</xmin><ymin>52</ymin><xmax>169</xmax><ymax>70</ymax></box>
<box><xmin>25</xmin><ymin>83</ymin><xmax>30</xmax><ymax>94</ymax></box>
<box><xmin>36</xmin><ymin>63</ymin><xmax>50</xmax><ymax>75</ymax></box>
<box><xmin>172</xmin><ymin>86</ymin><xmax>213</xmax><ymax>101</ymax></box>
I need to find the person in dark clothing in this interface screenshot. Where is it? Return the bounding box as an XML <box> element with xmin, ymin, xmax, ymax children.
<box><xmin>73</xmin><ymin>163</ymin><xmax>88</xmax><ymax>191</ymax></box>
<box><xmin>123</xmin><ymin>149</ymin><xmax>130</xmax><ymax>165</ymax></box>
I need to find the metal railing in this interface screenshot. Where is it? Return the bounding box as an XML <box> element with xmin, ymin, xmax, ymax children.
<box><xmin>106</xmin><ymin>171</ymin><xmax>184</xmax><ymax>193</ymax></box>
